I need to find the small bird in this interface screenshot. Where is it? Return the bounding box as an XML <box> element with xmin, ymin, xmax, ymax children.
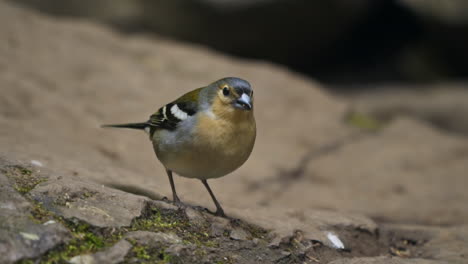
<box><xmin>102</xmin><ymin>77</ymin><xmax>256</xmax><ymax>217</ymax></box>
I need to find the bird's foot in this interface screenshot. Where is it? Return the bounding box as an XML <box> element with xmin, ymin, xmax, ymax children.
<box><xmin>215</xmin><ymin>208</ymin><xmax>226</xmax><ymax>217</ymax></box>
<box><xmin>172</xmin><ymin>196</ymin><xmax>185</xmax><ymax>208</ymax></box>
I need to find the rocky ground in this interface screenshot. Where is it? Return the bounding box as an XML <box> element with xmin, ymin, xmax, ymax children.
<box><xmin>1</xmin><ymin>1</ymin><xmax>467</xmax><ymax>263</ymax></box>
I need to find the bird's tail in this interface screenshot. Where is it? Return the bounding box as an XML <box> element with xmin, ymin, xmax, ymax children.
<box><xmin>101</xmin><ymin>122</ymin><xmax>148</xmax><ymax>130</ymax></box>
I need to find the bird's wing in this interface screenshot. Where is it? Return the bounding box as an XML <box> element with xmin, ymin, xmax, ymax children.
<box><xmin>147</xmin><ymin>88</ymin><xmax>202</xmax><ymax>133</ymax></box>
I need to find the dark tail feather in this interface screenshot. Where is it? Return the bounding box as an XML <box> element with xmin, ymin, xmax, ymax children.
<box><xmin>101</xmin><ymin>122</ymin><xmax>148</xmax><ymax>130</ymax></box>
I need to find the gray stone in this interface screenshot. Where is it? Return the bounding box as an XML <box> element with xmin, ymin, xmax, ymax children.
<box><xmin>69</xmin><ymin>255</ymin><xmax>94</xmax><ymax>264</ymax></box>
<box><xmin>230</xmin><ymin>228</ymin><xmax>250</xmax><ymax>241</ymax></box>
<box><xmin>69</xmin><ymin>239</ymin><xmax>132</xmax><ymax>264</ymax></box>
<box><xmin>164</xmin><ymin>244</ymin><xmax>196</xmax><ymax>257</ymax></box>
<box><xmin>210</xmin><ymin>222</ymin><xmax>227</xmax><ymax>237</ymax></box>
<box><xmin>0</xmin><ymin>173</ymin><xmax>70</xmax><ymax>264</ymax></box>
<box><xmin>184</xmin><ymin>207</ymin><xmax>205</xmax><ymax>226</ymax></box>
<box><xmin>125</xmin><ymin>231</ymin><xmax>182</xmax><ymax>245</ymax></box>
<box><xmin>29</xmin><ymin>178</ymin><xmax>148</xmax><ymax>227</ymax></box>
<box><xmin>94</xmin><ymin>239</ymin><xmax>132</xmax><ymax>263</ymax></box>
<box><xmin>148</xmin><ymin>200</ymin><xmax>178</xmax><ymax>211</ymax></box>
<box><xmin>209</xmin><ymin>216</ymin><xmax>231</xmax><ymax>237</ymax></box>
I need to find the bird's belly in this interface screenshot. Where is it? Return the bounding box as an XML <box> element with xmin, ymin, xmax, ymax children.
<box><xmin>159</xmin><ymin>147</ymin><xmax>246</xmax><ymax>179</ymax></box>
<box><xmin>153</xmin><ymin>117</ymin><xmax>255</xmax><ymax>179</ymax></box>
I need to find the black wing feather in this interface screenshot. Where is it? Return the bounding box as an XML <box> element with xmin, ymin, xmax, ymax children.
<box><xmin>147</xmin><ymin>102</ymin><xmax>198</xmax><ymax>136</ymax></box>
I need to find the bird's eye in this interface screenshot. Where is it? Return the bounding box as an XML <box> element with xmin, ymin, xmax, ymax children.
<box><xmin>222</xmin><ymin>87</ymin><xmax>230</xmax><ymax>96</ymax></box>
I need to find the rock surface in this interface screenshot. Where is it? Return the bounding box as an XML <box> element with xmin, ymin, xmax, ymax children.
<box><xmin>0</xmin><ymin>160</ymin><xmax>70</xmax><ymax>264</ymax></box>
<box><xmin>0</xmin><ymin>2</ymin><xmax>467</xmax><ymax>263</ymax></box>
<box><xmin>30</xmin><ymin>178</ymin><xmax>148</xmax><ymax>227</ymax></box>
<box><xmin>2</xmin><ymin>156</ymin><xmax>467</xmax><ymax>263</ymax></box>
<box><xmin>69</xmin><ymin>239</ymin><xmax>132</xmax><ymax>264</ymax></box>
<box><xmin>125</xmin><ymin>231</ymin><xmax>182</xmax><ymax>245</ymax></box>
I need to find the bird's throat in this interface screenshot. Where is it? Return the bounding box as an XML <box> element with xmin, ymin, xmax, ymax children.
<box><xmin>211</xmin><ymin>97</ymin><xmax>253</xmax><ymax>122</ymax></box>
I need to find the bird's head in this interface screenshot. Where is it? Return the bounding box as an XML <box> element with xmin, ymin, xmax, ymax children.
<box><xmin>211</xmin><ymin>77</ymin><xmax>253</xmax><ymax>111</ymax></box>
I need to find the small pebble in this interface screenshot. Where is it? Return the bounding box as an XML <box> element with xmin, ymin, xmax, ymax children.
<box><xmin>230</xmin><ymin>228</ymin><xmax>249</xmax><ymax>240</ymax></box>
<box><xmin>43</xmin><ymin>220</ymin><xmax>56</xmax><ymax>226</ymax></box>
<box><xmin>31</xmin><ymin>160</ymin><xmax>43</xmax><ymax>167</ymax></box>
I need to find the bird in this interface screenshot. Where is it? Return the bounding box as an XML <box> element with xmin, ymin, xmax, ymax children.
<box><xmin>102</xmin><ymin>77</ymin><xmax>256</xmax><ymax>217</ymax></box>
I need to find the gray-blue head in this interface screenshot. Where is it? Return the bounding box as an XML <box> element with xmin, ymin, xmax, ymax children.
<box><xmin>211</xmin><ymin>77</ymin><xmax>253</xmax><ymax>111</ymax></box>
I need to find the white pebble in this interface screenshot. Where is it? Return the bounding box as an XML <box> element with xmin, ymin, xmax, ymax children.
<box><xmin>69</xmin><ymin>255</ymin><xmax>94</xmax><ymax>264</ymax></box>
<box><xmin>327</xmin><ymin>232</ymin><xmax>345</xmax><ymax>249</ymax></box>
<box><xmin>30</xmin><ymin>160</ymin><xmax>43</xmax><ymax>167</ymax></box>
<box><xmin>20</xmin><ymin>232</ymin><xmax>39</xmax><ymax>241</ymax></box>
<box><xmin>43</xmin><ymin>220</ymin><xmax>56</xmax><ymax>226</ymax></box>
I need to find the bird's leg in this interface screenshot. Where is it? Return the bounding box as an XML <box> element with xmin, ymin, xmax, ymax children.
<box><xmin>201</xmin><ymin>179</ymin><xmax>225</xmax><ymax>217</ymax></box>
<box><xmin>166</xmin><ymin>169</ymin><xmax>181</xmax><ymax>204</ymax></box>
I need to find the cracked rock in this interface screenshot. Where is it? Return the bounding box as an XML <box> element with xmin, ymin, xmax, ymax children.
<box><xmin>230</xmin><ymin>228</ymin><xmax>250</xmax><ymax>240</ymax></box>
<box><xmin>125</xmin><ymin>231</ymin><xmax>182</xmax><ymax>245</ymax></box>
<box><xmin>69</xmin><ymin>239</ymin><xmax>132</xmax><ymax>264</ymax></box>
<box><xmin>29</xmin><ymin>178</ymin><xmax>148</xmax><ymax>227</ymax></box>
<box><xmin>164</xmin><ymin>244</ymin><xmax>196</xmax><ymax>257</ymax></box>
<box><xmin>209</xmin><ymin>217</ymin><xmax>232</xmax><ymax>237</ymax></box>
<box><xmin>0</xmin><ymin>173</ymin><xmax>71</xmax><ymax>264</ymax></box>
<box><xmin>185</xmin><ymin>207</ymin><xmax>205</xmax><ymax>226</ymax></box>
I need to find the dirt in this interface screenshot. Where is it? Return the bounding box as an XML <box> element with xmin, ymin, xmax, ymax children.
<box><xmin>0</xmin><ymin>1</ymin><xmax>467</xmax><ymax>263</ymax></box>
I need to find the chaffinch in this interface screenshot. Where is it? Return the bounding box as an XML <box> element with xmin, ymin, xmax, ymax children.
<box><xmin>103</xmin><ymin>77</ymin><xmax>256</xmax><ymax>216</ymax></box>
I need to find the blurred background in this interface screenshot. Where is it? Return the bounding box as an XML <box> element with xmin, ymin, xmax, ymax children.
<box><xmin>12</xmin><ymin>0</ymin><xmax>468</xmax><ymax>85</ymax></box>
<box><xmin>10</xmin><ymin>0</ymin><xmax>468</xmax><ymax>137</ymax></box>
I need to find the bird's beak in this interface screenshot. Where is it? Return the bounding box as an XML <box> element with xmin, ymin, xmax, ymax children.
<box><xmin>234</xmin><ymin>93</ymin><xmax>252</xmax><ymax>110</ymax></box>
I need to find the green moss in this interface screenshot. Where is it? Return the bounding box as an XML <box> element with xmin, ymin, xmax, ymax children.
<box><xmin>204</xmin><ymin>239</ymin><xmax>219</xmax><ymax>248</ymax></box>
<box><xmin>124</xmin><ymin>243</ymin><xmax>175</xmax><ymax>264</ymax></box>
<box><xmin>29</xmin><ymin>202</ymin><xmax>55</xmax><ymax>223</ymax></box>
<box><xmin>131</xmin><ymin>206</ymin><xmax>184</xmax><ymax>232</ymax></box>
<box><xmin>15</xmin><ymin>206</ymin><xmax>97</xmax><ymax>263</ymax></box>
<box><xmin>82</xmin><ymin>190</ymin><xmax>95</xmax><ymax>198</ymax></box>
<box><xmin>214</xmin><ymin>256</ymin><xmax>235</xmax><ymax>264</ymax></box>
<box><xmin>230</xmin><ymin>219</ymin><xmax>269</xmax><ymax>241</ymax></box>
<box><xmin>159</xmin><ymin>251</ymin><xmax>173</xmax><ymax>263</ymax></box>
<box><xmin>133</xmin><ymin>213</ymin><xmax>179</xmax><ymax>230</ymax></box>
<box><xmin>131</xmin><ymin>206</ymin><xmax>223</xmax><ymax>250</ymax></box>
<box><xmin>345</xmin><ymin>111</ymin><xmax>383</xmax><ymax>131</ymax></box>
<box><xmin>19</xmin><ymin>167</ymin><xmax>33</xmax><ymax>175</ymax></box>
<box><xmin>182</xmin><ymin>231</ymin><xmax>218</xmax><ymax>248</ymax></box>
<box><xmin>12</xmin><ymin>185</ymin><xmax>123</xmax><ymax>263</ymax></box>
<box><xmin>3</xmin><ymin>165</ymin><xmax>46</xmax><ymax>194</ymax></box>
<box><xmin>133</xmin><ymin>245</ymin><xmax>151</xmax><ymax>260</ymax></box>
<box><xmin>28</xmin><ymin>217</ymin><xmax>124</xmax><ymax>263</ymax></box>
<box><xmin>42</xmin><ymin>238</ymin><xmax>100</xmax><ymax>263</ymax></box>
<box><xmin>247</xmin><ymin>225</ymin><xmax>268</xmax><ymax>240</ymax></box>
<box><xmin>39</xmin><ymin>226</ymin><xmax>108</xmax><ymax>263</ymax></box>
